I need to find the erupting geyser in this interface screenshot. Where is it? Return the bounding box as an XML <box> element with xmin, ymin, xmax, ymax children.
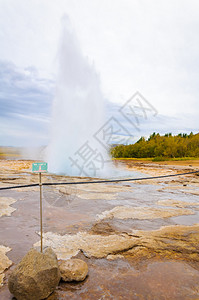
<box><xmin>48</xmin><ymin>16</ymin><xmax>109</xmax><ymax>177</ymax></box>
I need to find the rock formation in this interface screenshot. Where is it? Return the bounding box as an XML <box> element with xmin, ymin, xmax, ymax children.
<box><xmin>8</xmin><ymin>248</ymin><xmax>60</xmax><ymax>300</ymax></box>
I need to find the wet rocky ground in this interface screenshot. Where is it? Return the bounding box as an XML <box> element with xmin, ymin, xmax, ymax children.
<box><xmin>0</xmin><ymin>159</ymin><xmax>199</xmax><ymax>299</ymax></box>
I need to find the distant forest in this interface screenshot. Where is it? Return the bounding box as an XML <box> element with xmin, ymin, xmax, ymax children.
<box><xmin>111</xmin><ymin>132</ymin><xmax>199</xmax><ymax>160</ymax></box>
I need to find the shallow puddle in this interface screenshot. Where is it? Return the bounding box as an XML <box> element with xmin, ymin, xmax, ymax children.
<box><xmin>47</xmin><ymin>258</ymin><xmax>199</xmax><ymax>300</ymax></box>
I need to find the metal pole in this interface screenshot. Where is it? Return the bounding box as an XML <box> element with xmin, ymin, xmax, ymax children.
<box><xmin>39</xmin><ymin>172</ymin><xmax>43</xmax><ymax>253</ymax></box>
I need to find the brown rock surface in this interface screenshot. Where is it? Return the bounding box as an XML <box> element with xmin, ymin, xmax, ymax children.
<box><xmin>97</xmin><ymin>205</ymin><xmax>194</xmax><ymax>220</ymax></box>
<box><xmin>125</xmin><ymin>224</ymin><xmax>199</xmax><ymax>262</ymax></box>
<box><xmin>0</xmin><ymin>197</ymin><xmax>16</xmax><ymax>217</ymax></box>
<box><xmin>59</xmin><ymin>259</ymin><xmax>88</xmax><ymax>282</ymax></box>
<box><xmin>157</xmin><ymin>199</ymin><xmax>199</xmax><ymax>208</ymax></box>
<box><xmin>34</xmin><ymin>231</ymin><xmax>137</xmax><ymax>259</ymax></box>
<box><xmin>8</xmin><ymin>247</ymin><xmax>60</xmax><ymax>300</ymax></box>
<box><xmin>183</xmin><ymin>189</ymin><xmax>199</xmax><ymax>196</ymax></box>
<box><xmin>0</xmin><ymin>246</ymin><xmax>12</xmax><ymax>287</ymax></box>
<box><xmin>34</xmin><ymin>224</ymin><xmax>199</xmax><ymax>262</ymax></box>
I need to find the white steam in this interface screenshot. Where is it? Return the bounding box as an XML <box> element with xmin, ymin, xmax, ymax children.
<box><xmin>47</xmin><ymin>16</ymin><xmax>109</xmax><ymax>176</ymax></box>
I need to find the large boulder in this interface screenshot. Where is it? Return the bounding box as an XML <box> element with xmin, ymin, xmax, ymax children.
<box><xmin>59</xmin><ymin>259</ymin><xmax>88</xmax><ymax>282</ymax></box>
<box><xmin>8</xmin><ymin>248</ymin><xmax>60</xmax><ymax>300</ymax></box>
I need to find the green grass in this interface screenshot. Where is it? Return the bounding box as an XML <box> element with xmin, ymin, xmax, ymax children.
<box><xmin>167</xmin><ymin>157</ymin><xmax>199</xmax><ymax>161</ymax></box>
<box><xmin>112</xmin><ymin>157</ymin><xmax>199</xmax><ymax>162</ymax></box>
<box><xmin>112</xmin><ymin>157</ymin><xmax>154</xmax><ymax>161</ymax></box>
<box><xmin>152</xmin><ymin>156</ymin><xmax>167</xmax><ymax>162</ymax></box>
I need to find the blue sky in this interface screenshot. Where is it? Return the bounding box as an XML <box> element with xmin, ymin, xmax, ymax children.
<box><xmin>0</xmin><ymin>0</ymin><xmax>198</xmax><ymax>147</ymax></box>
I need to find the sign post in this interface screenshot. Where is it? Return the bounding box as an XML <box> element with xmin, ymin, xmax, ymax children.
<box><xmin>32</xmin><ymin>162</ymin><xmax>48</xmax><ymax>253</ymax></box>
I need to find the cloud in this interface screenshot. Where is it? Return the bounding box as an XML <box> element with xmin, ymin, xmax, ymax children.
<box><xmin>0</xmin><ymin>61</ymin><xmax>54</xmax><ymax>146</ymax></box>
<box><xmin>0</xmin><ymin>59</ymin><xmax>197</xmax><ymax>147</ymax></box>
<box><xmin>105</xmin><ymin>99</ymin><xmax>198</xmax><ymax>144</ymax></box>
<box><xmin>0</xmin><ymin>1</ymin><xmax>199</xmax><ymax>146</ymax></box>
<box><xmin>1</xmin><ymin>0</ymin><xmax>199</xmax><ymax>118</ymax></box>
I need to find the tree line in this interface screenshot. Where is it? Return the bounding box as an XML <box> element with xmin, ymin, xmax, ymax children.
<box><xmin>111</xmin><ymin>132</ymin><xmax>199</xmax><ymax>159</ymax></box>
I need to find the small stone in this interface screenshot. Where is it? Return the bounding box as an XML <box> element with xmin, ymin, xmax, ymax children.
<box><xmin>8</xmin><ymin>248</ymin><xmax>60</xmax><ymax>300</ymax></box>
<box><xmin>59</xmin><ymin>259</ymin><xmax>88</xmax><ymax>282</ymax></box>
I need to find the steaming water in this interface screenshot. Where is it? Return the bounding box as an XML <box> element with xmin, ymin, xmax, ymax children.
<box><xmin>48</xmin><ymin>16</ymin><xmax>110</xmax><ymax>177</ymax></box>
<box><xmin>47</xmin><ymin>16</ymin><xmax>140</xmax><ymax>180</ymax></box>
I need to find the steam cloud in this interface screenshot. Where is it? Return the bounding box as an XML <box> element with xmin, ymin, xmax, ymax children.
<box><xmin>47</xmin><ymin>16</ymin><xmax>109</xmax><ymax>176</ymax></box>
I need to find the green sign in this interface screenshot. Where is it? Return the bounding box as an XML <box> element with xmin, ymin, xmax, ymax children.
<box><xmin>32</xmin><ymin>162</ymin><xmax>48</xmax><ymax>173</ymax></box>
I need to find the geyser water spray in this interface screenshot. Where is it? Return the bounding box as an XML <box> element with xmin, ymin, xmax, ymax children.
<box><xmin>47</xmin><ymin>16</ymin><xmax>110</xmax><ymax>177</ymax></box>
